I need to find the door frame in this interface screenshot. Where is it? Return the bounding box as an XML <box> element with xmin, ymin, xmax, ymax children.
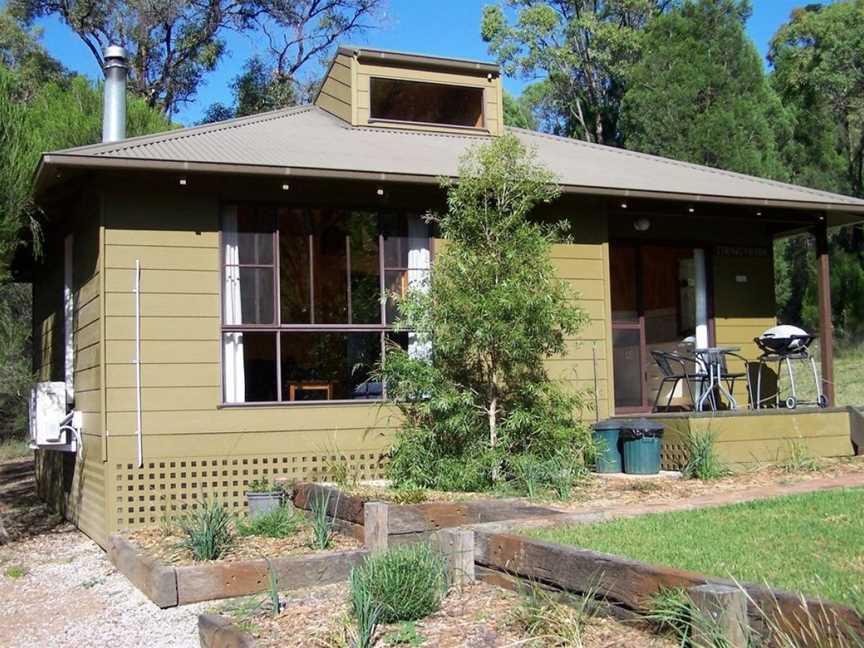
<box><xmin>610</xmin><ymin>239</ymin><xmax>717</xmax><ymax>414</ymax></box>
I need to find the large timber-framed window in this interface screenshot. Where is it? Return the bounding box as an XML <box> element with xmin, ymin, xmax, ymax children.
<box><xmin>222</xmin><ymin>204</ymin><xmax>431</xmax><ymax>405</ymax></box>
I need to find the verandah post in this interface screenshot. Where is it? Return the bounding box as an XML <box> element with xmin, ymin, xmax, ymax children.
<box><xmin>815</xmin><ymin>219</ymin><xmax>835</xmax><ymax>406</ymax></box>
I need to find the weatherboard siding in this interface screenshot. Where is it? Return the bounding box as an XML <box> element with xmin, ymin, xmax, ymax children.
<box><xmin>33</xmin><ymin>195</ymin><xmax>107</xmax><ymax>547</ymax></box>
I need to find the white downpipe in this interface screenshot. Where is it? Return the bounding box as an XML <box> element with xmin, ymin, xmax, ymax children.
<box><xmin>63</xmin><ymin>235</ymin><xmax>75</xmax><ymax>406</ymax></box>
<box><xmin>134</xmin><ymin>259</ymin><xmax>143</xmax><ymax>468</ymax></box>
<box><xmin>694</xmin><ymin>249</ymin><xmax>709</xmax><ymax>349</ymax></box>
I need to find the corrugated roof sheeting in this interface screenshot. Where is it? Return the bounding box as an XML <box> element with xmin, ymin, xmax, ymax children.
<box><xmin>44</xmin><ymin>105</ymin><xmax>864</xmax><ymax>210</ymax></box>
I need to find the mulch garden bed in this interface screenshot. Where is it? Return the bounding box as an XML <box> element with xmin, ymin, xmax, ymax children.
<box><xmin>126</xmin><ymin>524</ymin><xmax>361</xmax><ymax>566</ymax></box>
<box><xmin>217</xmin><ymin>581</ymin><xmax>675</xmax><ymax>648</ymax></box>
<box><xmin>550</xmin><ymin>456</ymin><xmax>864</xmax><ymax>514</ymax></box>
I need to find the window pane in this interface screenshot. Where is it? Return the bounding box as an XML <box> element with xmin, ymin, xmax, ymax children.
<box><xmin>223</xmin><ymin>332</ymin><xmax>277</xmax><ymax>403</ymax></box>
<box><xmin>281</xmin><ymin>332</ymin><xmax>382</xmax><ymax>401</ymax></box>
<box><xmin>610</xmin><ymin>245</ymin><xmax>638</xmax><ymax>322</ymax></box>
<box><xmin>370</xmin><ymin>78</ymin><xmax>484</xmax><ymax>128</ymax></box>
<box><xmin>278</xmin><ymin>209</ymin><xmax>311</xmax><ymax>324</ymax></box>
<box><xmin>348</xmin><ymin>212</ymin><xmax>381</xmax><ymax>325</ymax></box>
<box><xmin>311</xmin><ymin>210</ymin><xmax>349</xmax><ymax>324</ymax></box>
<box><xmin>236</xmin><ymin>267</ymin><xmax>274</xmax><ymax>324</ymax></box>
<box><xmin>613</xmin><ymin>328</ymin><xmax>643</xmax><ymax>409</ymax></box>
<box><xmin>236</xmin><ymin>206</ymin><xmax>274</xmax><ymax>265</ymax></box>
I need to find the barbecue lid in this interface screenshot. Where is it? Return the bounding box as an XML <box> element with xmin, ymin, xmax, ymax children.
<box><xmin>759</xmin><ymin>324</ymin><xmax>809</xmax><ymax>339</ymax></box>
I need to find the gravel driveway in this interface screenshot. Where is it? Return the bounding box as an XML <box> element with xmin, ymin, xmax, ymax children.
<box><xmin>0</xmin><ymin>459</ymin><xmax>208</xmax><ymax>648</ymax></box>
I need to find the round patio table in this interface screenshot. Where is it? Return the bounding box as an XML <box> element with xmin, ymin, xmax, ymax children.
<box><xmin>694</xmin><ymin>346</ymin><xmax>741</xmax><ymax>411</ymax></box>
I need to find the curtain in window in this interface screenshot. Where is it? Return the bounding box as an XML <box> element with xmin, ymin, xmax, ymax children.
<box><xmin>223</xmin><ymin>207</ymin><xmax>246</xmax><ymax>403</ymax></box>
<box><xmin>407</xmin><ymin>215</ymin><xmax>431</xmax><ymax>360</ymax></box>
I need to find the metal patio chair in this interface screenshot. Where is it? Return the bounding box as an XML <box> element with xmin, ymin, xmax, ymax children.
<box><xmin>650</xmin><ymin>350</ymin><xmax>709</xmax><ymax>412</ymax></box>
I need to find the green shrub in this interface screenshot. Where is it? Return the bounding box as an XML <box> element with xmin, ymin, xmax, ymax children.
<box><xmin>682</xmin><ymin>430</ymin><xmax>731</xmax><ymax>480</ymax></box>
<box><xmin>309</xmin><ymin>489</ymin><xmax>336</xmax><ymax>550</ymax></box>
<box><xmin>349</xmin><ymin>543</ymin><xmax>447</xmax><ymax>623</ymax></box>
<box><xmin>176</xmin><ymin>499</ymin><xmax>235</xmax><ymax>561</ymax></box>
<box><xmin>236</xmin><ymin>505</ymin><xmax>301</xmax><ymax>538</ymax></box>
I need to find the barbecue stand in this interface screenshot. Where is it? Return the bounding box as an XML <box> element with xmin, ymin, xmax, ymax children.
<box><xmin>754</xmin><ymin>331</ymin><xmax>827</xmax><ymax>409</ymax></box>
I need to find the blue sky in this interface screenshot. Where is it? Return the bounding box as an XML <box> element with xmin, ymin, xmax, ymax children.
<box><xmin>28</xmin><ymin>0</ymin><xmax>806</xmax><ymax>126</ymax></box>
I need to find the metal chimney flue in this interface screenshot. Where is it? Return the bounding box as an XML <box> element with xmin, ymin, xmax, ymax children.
<box><xmin>102</xmin><ymin>45</ymin><xmax>128</xmax><ymax>143</ymax></box>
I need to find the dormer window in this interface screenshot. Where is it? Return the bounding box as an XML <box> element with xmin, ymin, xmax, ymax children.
<box><xmin>369</xmin><ymin>78</ymin><xmax>484</xmax><ymax>129</ymax></box>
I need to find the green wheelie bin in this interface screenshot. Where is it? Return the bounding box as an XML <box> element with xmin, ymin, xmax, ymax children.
<box><xmin>591</xmin><ymin>419</ymin><xmax>624</xmax><ymax>473</ymax></box>
<box><xmin>621</xmin><ymin>418</ymin><xmax>665</xmax><ymax>475</ymax></box>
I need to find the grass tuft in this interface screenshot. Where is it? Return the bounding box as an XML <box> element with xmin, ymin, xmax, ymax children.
<box><xmin>236</xmin><ymin>504</ymin><xmax>301</xmax><ymax>539</ymax></box>
<box><xmin>510</xmin><ymin>584</ymin><xmax>596</xmax><ymax>647</ymax></box>
<box><xmin>348</xmin><ymin>568</ymin><xmax>383</xmax><ymax>648</ymax></box>
<box><xmin>778</xmin><ymin>438</ymin><xmax>822</xmax><ymax>473</ymax></box>
<box><xmin>309</xmin><ymin>489</ymin><xmax>337</xmax><ymax>550</ymax></box>
<box><xmin>682</xmin><ymin>430</ymin><xmax>731</xmax><ymax>480</ymax></box>
<box><xmin>3</xmin><ymin>564</ymin><xmax>28</xmax><ymax>578</ymax></box>
<box><xmin>175</xmin><ymin>499</ymin><xmax>235</xmax><ymax>561</ymax></box>
<box><xmin>0</xmin><ymin>437</ymin><xmax>30</xmax><ymax>462</ymax></box>
<box><xmin>349</xmin><ymin>543</ymin><xmax>447</xmax><ymax>624</ymax></box>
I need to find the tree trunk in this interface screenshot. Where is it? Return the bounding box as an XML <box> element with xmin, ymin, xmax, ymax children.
<box><xmin>488</xmin><ymin>395</ymin><xmax>497</xmax><ymax>450</ymax></box>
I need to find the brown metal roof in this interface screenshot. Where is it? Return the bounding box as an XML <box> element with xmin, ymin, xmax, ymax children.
<box><xmin>37</xmin><ymin>105</ymin><xmax>864</xmax><ymax>215</ymax></box>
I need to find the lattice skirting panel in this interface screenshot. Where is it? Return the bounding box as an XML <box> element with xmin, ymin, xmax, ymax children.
<box><xmin>113</xmin><ymin>451</ymin><xmax>388</xmax><ymax>530</ymax></box>
<box><xmin>661</xmin><ymin>439</ymin><xmax>689</xmax><ymax>471</ymax></box>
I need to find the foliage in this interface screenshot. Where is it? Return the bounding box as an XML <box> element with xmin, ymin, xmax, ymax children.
<box><xmin>0</xmin><ymin>58</ymin><xmax>171</xmax><ymax>272</ymax></box>
<box><xmin>510</xmin><ymin>584</ymin><xmax>596</xmax><ymax>647</ymax></box>
<box><xmin>236</xmin><ymin>505</ymin><xmax>301</xmax><ymax>538</ymax></box>
<box><xmin>10</xmin><ymin>0</ymin><xmax>383</xmax><ymax>117</ymax></box>
<box><xmin>482</xmin><ymin>0</ymin><xmax>668</xmax><ymax>143</ymax></box>
<box><xmin>529</xmin><ymin>488</ymin><xmax>864</xmax><ymax>611</ymax></box>
<box><xmin>509</xmin><ymin>452</ymin><xmax>580</xmax><ymax>500</ymax></box>
<box><xmin>645</xmin><ymin>588</ymin><xmax>694</xmax><ymax>644</ymax></box>
<box><xmin>349</xmin><ymin>543</ymin><xmax>447</xmax><ymax>624</ymax></box>
<box><xmin>309</xmin><ymin>489</ymin><xmax>336</xmax><ymax>550</ymax></box>
<box><xmin>0</xmin><ymin>11</ymin><xmax>66</xmax><ymax>98</ymax></box>
<box><xmin>175</xmin><ymin>499</ymin><xmax>235</xmax><ymax>561</ymax></box>
<box><xmin>348</xmin><ymin>569</ymin><xmax>383</xmax><ymax>648</ymax></box>
<box><xmin>3</xmin><ymin>564</ymin><xmax>28</xmax><ymax>578</ymax></box>
<box><xmin>378</xmin><ymin>135</ymin><xmax>592</xmax><ymax>492</ymax></box>
<box><xmin>383</xmin><ymin>621</ymin><xmax>424</xmax><ymax>646</ymax></box>
<box><xmin>0</xmin><ymin>282</ymin><xmax>32</xmax><ymax>440</ymax></box>
<box><xmin>246</xmin><ymin>477</ymin><xmax>281</xmax><ymax>493</ymax></box>
<box><xmin>621</xmin><ymin>0</ymin><xmax>788</xmax><ymax>180</ymax></box>
<box><xmin>681</xmin><ymin>430</ymin><xmax>731</xmax><ymax>481</ymax></box>
<box><xmin>200</xmin><ymin>55</ymin><xmax>298</xmax><ymax>124</ymax></box>
<box><xmin>8</xmin><ymin>0</ymin><xmax>250</xmax><ymax>115</ymax></box>
<box><xmin>770</xmin><ymin>0</ymin><xmax>864</xmax><ymax>198</ymax></box>
<box><xmin>265</xmin><ymin>558</ymin><xmax>282</xmax><ymax>616</ymax></box>
<box><xmin>502</xmin><ymin>90</ymin><xmax>536</xmax><ymax>130</ymax></box>
<box><xmin>777</xmin><ymin>439</ymin><xmax>822</xmax><ymax>474</ymax></box>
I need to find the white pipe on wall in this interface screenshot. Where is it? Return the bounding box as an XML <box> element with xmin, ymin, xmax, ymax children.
<box><xmin>694</xmin><ymin>248</ymin><xmax>709</xmax><ymax>350</ymax></box>
<box><xmin>135</xmin><ymin>259</ymin><xmax>142</xmax><ymax>468</ymax></box>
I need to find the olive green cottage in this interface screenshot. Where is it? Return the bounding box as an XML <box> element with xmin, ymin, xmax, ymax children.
<box><xmin>27</xmin><ymin>46</ymin><xmax>864</xmax><ymax>548</ymax></box>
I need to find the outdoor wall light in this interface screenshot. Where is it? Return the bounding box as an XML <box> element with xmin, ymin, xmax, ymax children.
<box><xmin>688</xmin><ymin>205</ymin><xmax>695</xmax><ymax>213</ymax></box>
<box><xmin>620</xmin><ymin>201</ymin><xmax>628</xmax><ymax>209</ymax></box>
<box><xmin>178</xmin><ymin>177</ymin><xmax>188</xmax><ymax>186</ymax></box>
<box><xmin>281</xmin><ymin>183</ymin><xmax>290</xmax><ymax>191</ymax></box>
<box><xmin>633</xmin><ymin>216</ymin><xmax>651</xmax><ymax>232</ymax></box>
<box><xmin>376</xmin><ymin>187</ymin><xmax>385</xmax><ymax>196</ymax></box>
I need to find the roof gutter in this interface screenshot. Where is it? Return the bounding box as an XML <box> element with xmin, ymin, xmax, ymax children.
<box><xmin>338</xmin><ymin>46</ymin><xmax>500</xmax><ymax>75</ymax></box>
<box><xmin>35</xmin><ymin>153</ymin><xmax>864</xmax><ymax>216</ymax></box>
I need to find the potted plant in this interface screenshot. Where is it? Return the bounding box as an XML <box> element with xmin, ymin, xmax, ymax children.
<box><xmin>245</xmin><ymin>477</ymin><xmax>285</xmax><ymax>518</ymax></box>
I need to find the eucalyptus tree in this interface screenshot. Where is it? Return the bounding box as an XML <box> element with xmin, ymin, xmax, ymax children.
<box><xmin>481</xmin><ymin>0</ymin><xmax>671</xmax><ymax>144</ymax></box>
<box><xmin>620</xmin><ymin>0</ymin><xmax>787</xmax><ymax>180</ymax></box>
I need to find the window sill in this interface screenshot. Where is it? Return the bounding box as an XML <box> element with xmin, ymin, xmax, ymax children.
<box><xmin>218</xmin><ymin>399</ymin><xmax>388</xmax><ymax>409</ymax></box>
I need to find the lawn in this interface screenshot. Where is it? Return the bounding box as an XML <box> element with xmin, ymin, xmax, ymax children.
<box><xmin>527</xmin><ymin>488</ymin><xmax>864</xmax><ymax>612</ymax></box>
